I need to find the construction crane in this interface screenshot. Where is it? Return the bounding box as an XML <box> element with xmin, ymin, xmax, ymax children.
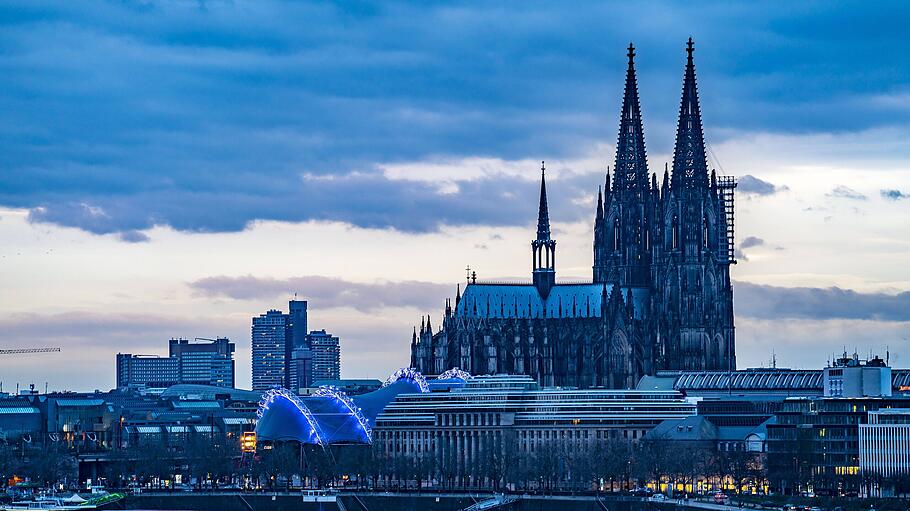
<box><xmin>0</xmin><ymin>347</ymin><xmax>61</xmax><ymax>355</ymax></box>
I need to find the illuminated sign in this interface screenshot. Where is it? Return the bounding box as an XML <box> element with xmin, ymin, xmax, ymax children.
<box><xmin>241</xmin><ymin>431</ymin><xmax>257</xmax><ymax>453</ymax></box>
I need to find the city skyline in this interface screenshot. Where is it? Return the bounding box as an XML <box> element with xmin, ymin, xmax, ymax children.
<box><xmin>1</xmin><ymin>2</ymin><xmax>910</xmax><ymax>391</ymax></box>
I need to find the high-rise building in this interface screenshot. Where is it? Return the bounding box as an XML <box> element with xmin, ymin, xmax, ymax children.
<box><xmin>116</xmin><ymin>337</ymin><xmax>235</xmax><ymax>389</ymax></box>
<box><xmin>308</xmin><ymin>329</ymin><xmax>340</xmax><ymax>381</ymax></box>
<box><xmin>168</xmin><ymin>338</ymin><xmax>235</xmax><ymax>387</ymax></box>
<box><xmin>251</xmin><ymin>309</ymin><xmax>291</xmax><ymax>391</ymax></box>
<box><xmin>116</xmin><ymin>354</ymin><xmax>180</xmax><ymax>389</ymax></box>
<box><xmin>288</xmin><ymin>300</ymin><xmax>308</xmax><ymax>349</ymax></box>
<box><xmin>412</xmin><ymin>40</ymin><xmax>736</xmax><ymax>389</ymax></box>
<box><xmin>251</xmin><ymin>300</ymin><xmax>310</xmax><ymax>391</ymax></box>
<box><xmin>288</xmin><ymin>347</ymin><xmax>314</xmax><ymax>391</ymax></box>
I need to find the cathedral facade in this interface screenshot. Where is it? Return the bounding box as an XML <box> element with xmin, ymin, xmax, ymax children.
<box><xmin>411</xmin><ymin>40</ymin><xmax>736</xmax><ymax>389</ymax></box>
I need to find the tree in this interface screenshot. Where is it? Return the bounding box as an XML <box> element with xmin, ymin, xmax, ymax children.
<box><xmin>634</xmin><ymin>436</ymin><xmax>672</xmax><ymax>490</ymax></box>
<box><xmin>594</xmin><ymin>438</ymin><xmax>633</xmax><ymax>491</ymax></box>
<box><xmin>22</xmin><ymin>445</ymin><xmax>75</xmax><ymax>487</ymax></box>
<box><xmin>186</xmin><ymin>436</ymin><xmax>237</xmax><ymax>489</ymax></box>
<box><xmin>257</xmin><ymin>442</ymin><xmax>299</xmax><ymax>489</ymax></box>
<box><xmin>0</xmin><ymin>444</ymin><xmax>22</xmax><ymax>485</ymax></box>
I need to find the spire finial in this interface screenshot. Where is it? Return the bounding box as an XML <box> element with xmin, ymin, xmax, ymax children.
<box><xmin>671</xmin><ymin>38</ymin><xmax>708</xmax><ymax>190</ymax></box>
<box><xmin>613</xmin><ymin>42</ymin><xmax>649</xmax><ymax>196</ymax></box>
<box><xmin>535</xmin><ymin>162</ymin><xmax>551</xmax><ymax>241</ymax></box>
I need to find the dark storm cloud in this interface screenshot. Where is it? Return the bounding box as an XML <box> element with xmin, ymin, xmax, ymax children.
<box><xmin>737</xmin><ymin>175</ymin><xmax>785</xmax><ymax>196</ymax></box>
<box><xmin>735</xmin><ymin>282</ymin><xmax>910</xmax><ymax>322</ymax></box>
<box><xmin>4</xmin><ymin>1</ymin><xmax>910</xmax><ymax>236</ymax></box>
<box><xmin>881</xmin><ymin>189</ymin><xmax>909</xmax><ymax>201</ymax></box>
<box><xmin>189</xmin><ymin>275</ymin><xmax>451</xmax><ymax>312</ymax></box>
<box><xmin>739</xmin><ymin>236</ymin><xmax>764</xmax><ymax>249</ymax></box>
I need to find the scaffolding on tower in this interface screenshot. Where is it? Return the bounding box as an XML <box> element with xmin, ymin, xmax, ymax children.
<box><xmin>717</xmin><ymin>176</ymin><xmax>737</xmax><ymax>264</ymax></box>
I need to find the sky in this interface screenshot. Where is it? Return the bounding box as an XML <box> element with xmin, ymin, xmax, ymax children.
<box><xmin>1</xmin><ymin>1</ymin><xmax>909</xmax><ymax>391</ymax></box>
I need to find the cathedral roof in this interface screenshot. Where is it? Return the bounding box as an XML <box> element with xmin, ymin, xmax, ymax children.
<box><xmin>454</xmin><ymin>282</ymin><xmax>650</xmax><ymax>320</ymax></box>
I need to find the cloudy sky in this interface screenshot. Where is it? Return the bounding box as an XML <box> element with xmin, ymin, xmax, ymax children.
<box><xmin>1</xmin><ymin>1</ymin><xmax>909</xmax><ymax>391</ymax></box>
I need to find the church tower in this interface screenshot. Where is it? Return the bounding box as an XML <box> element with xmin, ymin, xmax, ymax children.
<box><xmin>595</xmin><ymin>44</ymin><xmax>655</xmax><ymax>288</ymax></box>
<box><xmin>532</xmin><ymin>162</ymin><xmax>556</xmax><ymax>298</ymax></box>
<box><xmin>658</xmin><ymin>38</ymin><xmax>735</xmax><ymax>371</ymax></box>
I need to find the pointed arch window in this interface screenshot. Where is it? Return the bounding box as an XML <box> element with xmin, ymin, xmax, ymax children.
<box><xmin>613</xmin><ymin>218</ymin><xmax>621</xmax><ymax>252</ymax></box>
<box><xmin>703</xmin><ymin>214</ymin><xmax>710</xmax><ymax>248</ymax></box>
<box><xmin>671</xmin><ymin>215</ymin><xmax>679</xmax><ymax>250</ymax></box>
<box><xmin>644</xmin><ymin>220</ymin><xmax>650</xmax><ymax>251</ymax></box>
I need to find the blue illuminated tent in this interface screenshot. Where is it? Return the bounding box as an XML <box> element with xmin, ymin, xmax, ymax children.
<box><xmin>255</xmin><ymin>367</ymin><xmax>469</xmax><ymax>445</ymax></box>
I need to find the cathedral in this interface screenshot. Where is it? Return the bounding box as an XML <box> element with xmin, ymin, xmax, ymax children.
<box><xmin>410</xmin><ymin>40</ymin><xmax>737</xmax><ymax>389</ymax></box>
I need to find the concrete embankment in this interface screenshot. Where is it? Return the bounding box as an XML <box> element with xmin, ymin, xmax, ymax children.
<box><xmin>123</xmin><ymin>492</ymin><xmax>664</xmax><ymax>511</ymax></box>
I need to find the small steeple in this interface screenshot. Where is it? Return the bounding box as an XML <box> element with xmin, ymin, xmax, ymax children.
<box><xmin>455</xmin><ymin>283</ymin><xmax>461</xmax><ymax>307</ymax></box>
<box><xmin>595</xmin><ymin>186</ymin><xmax>604</xmax><ymax>224</ymax></box>
<box><xmin>613</xmin><ymin>42</ymin><xmax>649</xmax><ymax>197</ymax></box>
<box><xmin>671</xmin><ymin>37</ymin><xmax>709</xmax><ymax>191</ymax></box>
<box><xmin>426</xmin><ymin>315</ymin><xmax>432</xmax><ymax>334</ymax></box>
<box><xmin>531</xmin><ymin>161</ymin><xmax>557</xmax><ymax>298</ymax></box>
<box><xmin>536</xmin><ymin>161</ymin><xmax>551</xmax><ymax>241</ymax></box>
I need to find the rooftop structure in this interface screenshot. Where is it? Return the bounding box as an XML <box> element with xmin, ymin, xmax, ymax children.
<box><xmin>637</xmin><ymin>362</ymin><xmax>908</xmax><ymax>398</ymax></box>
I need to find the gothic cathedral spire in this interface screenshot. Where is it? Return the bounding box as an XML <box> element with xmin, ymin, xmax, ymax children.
<box><xmin>613</xmin><ymin>43</ymin><xmax>650</xmax><ymax>197</ymax></box>
<box><xmin>671</xmin><ymin>38</ymin><xmax>709</xmax><ymax>191</ymax></box>
<box><xmin>532</xmin><ymin>161</ymin><xmax>556</xmax><ymax>298</ymax></box>
<box><xmin>536</xmin><ymin>162</ymin><xmax>551</xmax><ymax>241</ymax></box>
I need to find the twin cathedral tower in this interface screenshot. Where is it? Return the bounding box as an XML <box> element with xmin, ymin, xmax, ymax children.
<box><xmin>411</xmin><ymin>40</ymin><xmax>737</xmax><ymax>389</ymax></box>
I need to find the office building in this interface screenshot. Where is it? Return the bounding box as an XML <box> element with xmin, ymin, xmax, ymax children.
<box><xmin>373</xmin><ymin>374</ymin><xmax>695</xmax><ymax>474</ymax></box>
<box><xmin>116</xmin><ymin>354</ymin><xmax>180</xmax><ymax>389</ymax></box>
<box><xmin>251</xmin><ymin>300</ymin><xmax>310</xmax><ymax>391</ymax></box>
<box><xmin>169</xmin><ymin>338</ymin><xmax>235</xmax><ymax>387</ymax></box>
<box><xmin>859</xmin><ymin>409</ymin><xmax>910</xmax><ymax>495</ymax></box>
<box><xmin>252</xmin><ymin>309</ymin><xmax>291</xmax><ymax>391</ymax></box>
<box><xmin>308</xmin><ymin>329</ymin><xmax>340</xmax><ymax>381</ymax></box>
<box><xmin>288</xmin><ymin>300</ymin><xmax>308</xmax><ymax>349</ymax></box>
<box><xmin>288</xmin><ymin>347</ymin><xmax>314</xmax><ymax>392</ymax></box>
<box><xmin>117</xmin><ymin>337</ymin><xmax>236</xmax><ymax>389</ymax></box>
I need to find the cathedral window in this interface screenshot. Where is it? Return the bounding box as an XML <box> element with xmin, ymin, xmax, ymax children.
<box><xmin>671</xmin><ymin>216</ymin><xmax>679</xmax><ymax>250</ymax></box>
<box><xmin>704</xmin><ymin>215</ymin><xmax>710</xmax><ymax>248</ymax></box>
<box><xmin>613</xmin><ymin>218</ymin><xmax>620</xmax><ymax>251</ymax></box>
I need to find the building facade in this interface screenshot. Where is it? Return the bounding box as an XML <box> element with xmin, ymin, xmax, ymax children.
<box><xmin>288</xmin><ymin>347</ymin><xmax>314</xmax><ymax>391</ymax></box>
<box><xmin>373</xmin><ymin>374</ymin><xmax>695</xmax><ymax>477</ymax></box>
<box><xmin>168</xmin><ymin>337</ymin><xmax>235</xmax><ymax>387</ymax></box>
<box><xmin>411</xmin><ymin>40</ymin><xmax>736</xmax><ymax>389</ymax></box>
<box><xmin>116</xmin><ymin>337</ymin><xmax>236</xmax><ymax>389</ymax></box>
<box><xmin>252</xmin><ymin>309</ymin><xmax>291</xmax><ymax>391</ymax></box>
<box><xmin>309</xmin><ymin>329</ymin><xmax>341</xmax><ymax>382</ymax></box>
<box><xmin>859</xmin><ymin>409</ymin><xmax>910</xmax><ymax>492</ymax></box>
<box><xmin>252</xmin><ymin>300</ymin><xmax>343</xmax><ymax>391</ymax></box>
